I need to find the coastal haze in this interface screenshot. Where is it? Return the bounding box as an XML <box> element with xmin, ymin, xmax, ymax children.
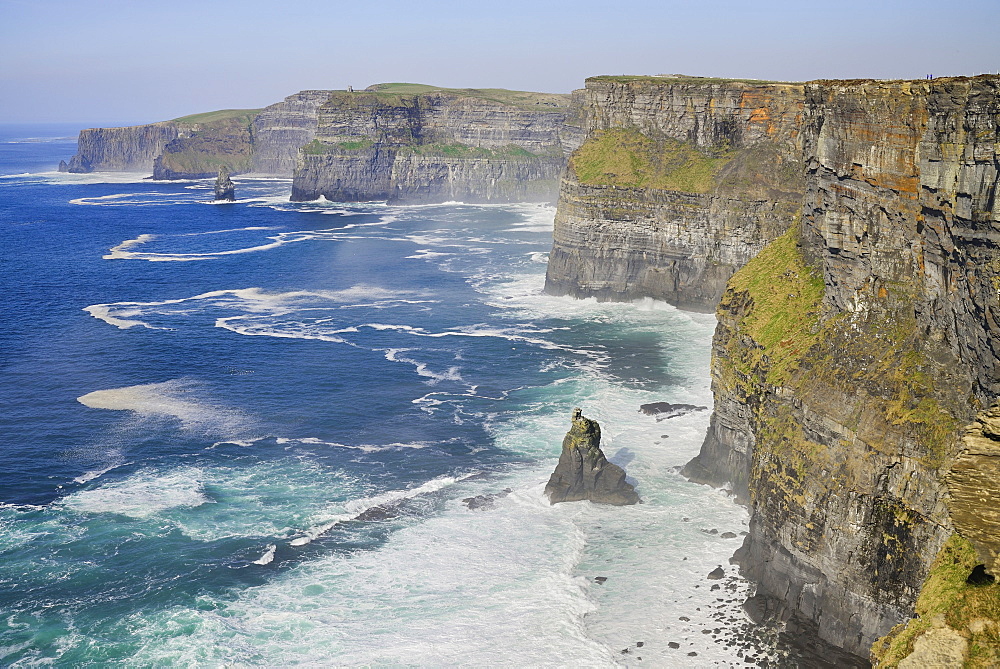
<box><xmin>2</xmin><ymin>0</ymin><xmax>999</xmax><ymax>124</ymax></box>
<box><xmin>3</xmin><ymin>0</ymin><xmax>1000</xmax><ymax>666</ymax></box>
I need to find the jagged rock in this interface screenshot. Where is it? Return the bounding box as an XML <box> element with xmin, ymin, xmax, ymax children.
<box><xmin>638</xmin><ymin>402</ymin><xmax>707</xmax><ymax>419</ymax></box>
<box><xmin>544</xmin><ymin>408</ymin><xmax>639</xmax><ymax>505</ymax></box>
<box><xmin>947</xmin><ymin>404</ymin><xmax>1000</xmax><ymax>577</ymax></box>
<box><xmin>57</xmin><ymin>160</ymin><xmax>68</xmax><ymax>172</ymax></box>
<box><xmin>707</xmin><ymin>566</ymin><xmax>725</xmax><ymax>580</ymax></box>
<box><xmin>214</xmin><ymin>167</ymin><xmax>235</xmax><ymax>201</ymax></box>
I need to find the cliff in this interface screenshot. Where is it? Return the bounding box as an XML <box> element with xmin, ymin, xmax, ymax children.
<box><xmin>683</xmin><ymin>76</ymin><xmax>1000</xmax><ymax>662</ymax></box>
<box><xmin>290</xmin><ymin>84</ymin><xmax>583</xmax><ymax>204</ymax></box>
<box><xmin>66</xmin><ymin>94</ymin><xmax>332</xmax><ymax>178</ymax></box>
<box><xmin>251</xmin><ymin>90</ymin><xmax>333</xmax><ymax>175</ymax></box>
<box><xmin>152</xmin><ymin>109</ymin><xmax>259</xmax><ymax>179</ymax></box>
<box><xmin>66</xmin><ymin>122</ymin><xmax>179</xmax><ymax>172</ymax></box>
<box><xmin>544</xmin><ymin>76</ymin><xmax>805</xmax><ymax>311</ymax></box>
<box><xmin>65</xmin><ymin>84</ymin><xmax>582</xmax><ymax>201</ymax></box>
<box><xmin>548</xmin><ymin>73</ymin><xmax>1000</xmax><ymax>663</ymax></box>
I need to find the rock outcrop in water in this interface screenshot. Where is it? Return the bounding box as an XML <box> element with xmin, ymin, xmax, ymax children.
<box><xmin>290</xmin><ymin>84</ymin><xmax>584</xmax><ymax>204</ymax></box>
<box><xmin>213</xmin><ymin>166</ymin><xmax>235</xmax><ymax>201</ymax></box>
<box><xmin>548</xmin><ymin>73</ymin><xmax>1000</xmax><ymax>662</ymax></box>
<box><xmin>545</xmin><ymin>409</ymin><xmax>639</xmax><ymax>505</ymax></box>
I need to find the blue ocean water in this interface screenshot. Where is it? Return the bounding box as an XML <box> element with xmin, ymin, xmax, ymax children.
<box><xmin>0</xmin><ymin>125</ymin><xmax>755</xmax><ymax>665</ymax></box>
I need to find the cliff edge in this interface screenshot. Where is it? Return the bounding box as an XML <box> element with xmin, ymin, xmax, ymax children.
<box><xmin>544</xmin><ymin>75</ymin><xmax>805</xmax><ymax>311</ymax></box>
<box><xmin>683</xmin><ymin>75</ymin><xmax>1000</xmax><ymax>662</ymax></box>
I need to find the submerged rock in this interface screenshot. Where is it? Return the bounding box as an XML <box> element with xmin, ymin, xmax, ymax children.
<box><xmin>639</xmin><ymin>402</ymin><xmax>707</xmax><ymax>420</ymax></box>
<box><xmin>214</xmin><ymin>166</ymin><xmax>236</xmax><ymax>201</ymax></box>
<box><xmin>544</xmin><ymin>408</ymin><xmax>639</xmax><ymax>505</ymax></box>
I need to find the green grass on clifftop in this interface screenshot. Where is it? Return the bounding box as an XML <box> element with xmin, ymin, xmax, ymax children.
<box><xmin>570</xmin><ymin>128</ymin><xmax>732</xmax><ymax>193</ymax></box>
<box><xmin>362</xmin><ymin>83</ymin><xmax>572</xmax><ymax>109</ymax></box>
<box><xmin>872</xmin><ymin>534</ymin><xmax>1000</xmax><ymax>667</ymax></box>
<box><xmin>587</xmin><ymin>74</ymin><xmax>794</xmax><ymax>86</ymax></box>
<box><xmin>171</xmin><ymin>109</ymin><xmax>262</xmax><ymax>125</ymax></box>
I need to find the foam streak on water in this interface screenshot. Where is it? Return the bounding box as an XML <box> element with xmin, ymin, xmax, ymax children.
<box><xmin>0</xmin><ymin>153</ymin><xmax>755</xmax><ymax>666</ymax></box>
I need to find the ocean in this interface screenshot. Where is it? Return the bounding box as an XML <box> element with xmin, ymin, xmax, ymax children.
<box><xmin>0</xmin><ymin>124</ymin><xmax>762</xmax><ymax>666</ymax></box>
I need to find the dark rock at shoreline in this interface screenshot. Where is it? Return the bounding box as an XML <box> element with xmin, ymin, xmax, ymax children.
<box><xmin>544</xmin><ymin>408</ymin><xmax>639</xmax><ymax>505</ymax></box>
<box><xmin>638</xmin><ymin>402</ymin><xmax>707</xmax><ymax>420</ymax></box>
<box><xmin>58</xmin><ymin>160</ymin><xmax>69</xmax><ymax>172</ymax></box>
<box><xmin>462</xmin><ymin>488</ymin><xmax>512</xmax><ymax>510</ymax></box>
<box><xmin>214</xmin><ymin>166</ymin><xmax>236</xmax><ymax>201</ymax></box>
<box><xmin>708</xmin><ymin>566</ymin><xmax>725</xmax><ymax>579</ymax></box>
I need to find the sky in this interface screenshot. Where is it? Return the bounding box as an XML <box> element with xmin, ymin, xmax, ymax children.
<box><xmin>1</xmin><ymin>0</ymin><xmax>998</xmax><ymax>125</ymax></box>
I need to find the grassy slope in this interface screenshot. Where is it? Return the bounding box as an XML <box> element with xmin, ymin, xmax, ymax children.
<box><xmin>364</xmin><ymin>83</ymin><xmax>572</xmax><ymax>109</ymax></box>
<box><xmin>872</xmin><ymin>535</ymin><xmax>1000</xmax><ymax>667</ymax></box>
<box><xmin>569</xmin><ymin>128</ymin><xmax>732</xmax><ymax>193</ymax></box>
<box><xmin>171</xmin><ymin>108</ymin><xmax>262</xmax><ymax>125</ymax></box>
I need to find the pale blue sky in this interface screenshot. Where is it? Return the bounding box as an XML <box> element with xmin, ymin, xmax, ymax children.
<box><xmin>2</xmin><ymin>0</ymin><xmax>998</xmax><ymax>124</ymax></box>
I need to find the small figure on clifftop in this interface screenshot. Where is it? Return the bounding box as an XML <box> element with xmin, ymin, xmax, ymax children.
<box><xmin>214</xmin><ymin>166</ymin><xmax>235</xmax><ymax>202</ymax></box>
<box><xmin>545</xmin><ymin>409</ymin><xmax>639</xmax><ymax>505</ymax></box>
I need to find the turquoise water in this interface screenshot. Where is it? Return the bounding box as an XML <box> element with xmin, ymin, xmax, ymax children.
<box><xmin>0</xmin><ymin>125</ymin><xmax>754</xmax><ymax>666</ymax></box>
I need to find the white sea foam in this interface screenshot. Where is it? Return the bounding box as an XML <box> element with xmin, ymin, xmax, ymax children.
<box><xmin>288</xmin><ymin>473</ymin><xmax>478</xmax><ymax>547</ymax></box>
<box><xmin>70</xmin><ymin>192</ymin><xmax>186</xmax><ymax>206</ymax></box>
<box><xmin>86</xmin><ymin>285</ymin><xmax>422</xmax><ymax>334</ymax></box>
<box><xmin>253</xmin><ymin>544</ymin><xmax>277</xmax><ymax>565</ymax></box>
<box><xmin>72</xmin><ymin>462</ymin><xmax>131</xmax><ymax>484</ymax></box>
<box><xmin>104</xmin><ymin>229</ymin><xmax>312</xmax><ymax>261</ymax></box>
<box><xmin>273</xmin><ymin>437</ymin><xmax>434</xmax><ymax>453</ymax></box>
<box><xmin>381</xmin><ymin>348</ymin><xmax>462</xmax><ymax>384</ymax></box>
<box><xmin>58</xmin><ymin>468</ymin><xmax>211</xmax><ymax>518</ymax></box>
<box><xmin>77</xmin><ymin>379</ymin><xmax>254</xmax><ymax>437</ymax></box>
<box><xmin>7</xmin><ymin>171</ymin><xmax>156</xmax><ymax>185</ymax></box>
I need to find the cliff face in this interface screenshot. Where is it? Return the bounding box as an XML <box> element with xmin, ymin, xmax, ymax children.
<box><xmin>544</xmin><ymin>77</ymin><xmax>805</xmax><ymax>311</ymax></box>
<box><xmin>290</xmin><ymin>87</ymin><xmax>583</xmax><ymax>204</ymax></box>
<box><xmin>66</xmin><ymin>123</ymin><xmax>179</xmax><ymax>172</ymax></box>
<box><xmin>683</xmin><ymin>76</ymin><xmax>1000</xmax><ymax>659</ymax></box>
<box><xmin>152</xmin><ymin>111</ymin><xmax>258</xmax><ymax>179</ymax></box>
<box><xmin>251</xmin><ymin>90</ymin><xmax>332</xmax><ymax>175</ymax></box>
<box><xmin>67</xmin><ymin>93</ymin><xmax>332</xmax><ymax>178</ymax></box>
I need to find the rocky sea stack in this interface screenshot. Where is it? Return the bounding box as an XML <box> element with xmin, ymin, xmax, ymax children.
<box><xmin>545</xmin><ymin>409</ymin><xmax>639</xmax><ymax>505</ymax></box>
<box><xmin>213</xmin><ymin>166</ymin><xmax>235</xmax><ymax>202</ymax></box>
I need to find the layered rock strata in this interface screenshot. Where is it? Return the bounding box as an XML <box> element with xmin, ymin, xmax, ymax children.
<box><xmin>66</xmin><ymin>122</ymin><xmax>180</xmax><ymax>173</ymax></box>
<box><xmin>290</xmin><ymin>87</ymin><xmax>583</xmax><ymax>204</ymax></box>
<box><xmin>251</xmin><ymin>90</ymin><xmax>333</xmax><ymax>175</ymax></box>
<box><xmin>681</xmin><ymin>75</ymin><xmax>1000</xmax><ymax>659</ymax></box>
<box><xmin>152</xmin><ymin>111</ymin><xmax>257</xmax><ymax>179</ymax></box>
<box><xmin>545</xmin><ymin>409</ymin><xmax>639</xmax><ymax>505</ymax></box>
<box><xmin>545</xmin><ymin>76</ymin><xmax>806</xmax><ymax>311</ymax></box>
<box><xmin>66</xmin><ymin>94</ymin><xmax>333</xmax><ymax>177</ymax></box>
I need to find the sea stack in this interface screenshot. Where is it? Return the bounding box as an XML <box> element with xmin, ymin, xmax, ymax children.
<box><xmin>544</xmin><ymin>408</ymin><xmax>639</xmax><ymax>505</ymax></box>
<box><xmin>213</xmin><ymin>166</ymin><xmax>235</xmax><ymax>201</ymax></box>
